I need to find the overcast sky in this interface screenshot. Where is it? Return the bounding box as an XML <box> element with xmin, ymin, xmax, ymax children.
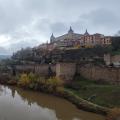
<box><xmin>0</xmin><ymin>0</ymin><xmax>120</xmax><ymax>55</ymax></box>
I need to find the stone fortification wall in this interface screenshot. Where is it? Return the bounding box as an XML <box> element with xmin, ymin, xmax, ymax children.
<box><xmin>77</xmin><ymin>64</ymin><xmax>120</xmax><ymax>84</ymax></box>
<box><xmin>16</xmin><ymin>64</ymin><xmax>56</xmax><ymax>76</ymax></box>
<box><xmin>56</xmin><ymin>63</ymin><xmax>76</xmax><ymax>82</ymax></box>
<box><xmin>16</xmin><ymin>63</ymin><xmax>76</xmax><ymax>82</ymax></box>
<box><xmin>15</xmin><ymin>63</ymin><xmax>120</xmax><ymax>84</ymax></box>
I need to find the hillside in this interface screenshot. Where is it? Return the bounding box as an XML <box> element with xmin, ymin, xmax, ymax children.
<box><xmin>0</xmin><ymin>55</ymin><xmax>11</xmax><ymax>60</ymax></box>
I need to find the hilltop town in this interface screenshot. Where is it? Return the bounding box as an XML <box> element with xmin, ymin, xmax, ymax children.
<box><xmin>1</xmin><ymin>0</ymin><xmax>120</xmax><ymax>120</ymax></box>
<box><xmin>10</xmin><ymin>27</ymin><xmax>120</xmax><ymax>67</ymax></box>
<box><xmin>0</xmin><ymin>26</ymin><xmax>120</xmax><ymax>120</ymax></box>
<box><xmin>36</xmin><ymin>26</ymin><xmax>111</xmax><ymax>51</ymax></box>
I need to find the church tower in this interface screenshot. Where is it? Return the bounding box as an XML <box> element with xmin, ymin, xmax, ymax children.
<box><xmin>50</xmin><ymin>33</ymin><xmax>55</xmax><ymax>43</ymax></box>
<box><xmin>84</xmin><ymin>29</ymin><xmax>89</xmax><ymax>35</ymax></box>
<box><xmin>68</xmin><ymin>26</ymin><xmax>74</xmax><ymax>34</ymax></box>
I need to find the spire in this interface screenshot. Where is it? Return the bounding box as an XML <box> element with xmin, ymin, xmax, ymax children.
<box><xmin>51</xmin><ymin>33</ymin><xmax>54</xmax><ymax>37</ymax></box>
<box><xmin>50</xmin><ymin>33</ymin><xmax>55</xmax><ymax>43</ymax></box>
<box><xmin>68</xmin><ymin>26</ymin><xmax>74</xmax><ymax>34</ymax></box>
<box><xmin>84</xmin><ymin>29</ymin><xmax>89</xmax><ymax>35</ymax></box>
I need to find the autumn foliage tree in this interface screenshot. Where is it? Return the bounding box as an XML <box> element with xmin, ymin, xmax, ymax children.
<box><xmin>18</xmin><ymin>73</ymin><xmax>64</xmax><ymax>92</ymax></box>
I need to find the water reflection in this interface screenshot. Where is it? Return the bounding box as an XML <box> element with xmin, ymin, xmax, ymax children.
<box><xmin>0</xmin><ymin>85</ymin><xmax>105</xmax><ymax>120</ymax></box>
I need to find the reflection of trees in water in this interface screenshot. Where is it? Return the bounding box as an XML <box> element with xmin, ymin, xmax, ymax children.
<box><xmin>8</xmin><ymin>86</ymin><xmax>41</xmax><ymax>106</ymax></box>
<box><xmin>0</xmin><ymin>85</ymin><xmax>3</xmax><ymax>92</ymax></box>
<box><xmin>15</xmin><ymin>88</ymin><xmax>47</xmax><ymax>107</ymax></box>
<box><xmin>11</xmin><ymin>87</ymin><xmax>16</xmax><ymax>98</ymax></box>
<box><xmin>0</xmin><ymin>85</ymin><xmax>4</xmax><ymax>96</ymax></box>
<box><xmin>6</xmin><ymin>86</ymin><xmax>103</xmax><ymax>120</ymax></box>
<box><xmin>7</xmin><ymin>86</ymin><xmax>70</xmax><ymax>120</ymax></box>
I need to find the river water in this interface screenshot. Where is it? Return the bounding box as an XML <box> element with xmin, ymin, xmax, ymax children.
<box><xmin>0</xmin><ymin>85</ymin><xmax>105</xmax><ymax>120</ymax></box>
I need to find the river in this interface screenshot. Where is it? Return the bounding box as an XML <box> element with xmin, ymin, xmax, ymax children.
<box><xmin>0</xmin><ymin>85</ymin><xmax>105</xmax><ymax>120</ymax></box>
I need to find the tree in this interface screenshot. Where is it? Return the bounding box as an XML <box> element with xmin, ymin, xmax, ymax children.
<box><xmin>18</xmin><ymin>74</ymin><xmax>30</xmax><ymax>88</ymax></box>
<box><xmin>112</xmin><ymin>37</ymin><xmax>120</xmax><ymax>51</ymax></box>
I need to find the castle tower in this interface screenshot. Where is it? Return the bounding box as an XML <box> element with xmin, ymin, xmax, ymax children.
<box><xmin>84</xmin><ymin>29</ymin><xmax>89</xmax><ymax>35</ymax></box>
<box><xmin>50</xmin><ymin>33</ymin><xmax>55</xmax><ymax>43</ymax></box>
<box><xmin>68</xmin><ymin>26</ymin><xmax>74</xmax><ymax>34</ymax></box>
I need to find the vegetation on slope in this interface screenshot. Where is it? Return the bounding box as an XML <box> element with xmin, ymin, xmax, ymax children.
<box><xmin>17</xmin><ymin>73</ymin><xmax>64</xmax><ymax>93</ymax></box>
<box><xmin>65</xmin><ymin>75</ymin><xmax>120</xmax><ymax>108</ymax></box>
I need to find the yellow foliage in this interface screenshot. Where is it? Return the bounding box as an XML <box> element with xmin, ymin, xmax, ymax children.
<box><xmin>46</xmin><ymin>77</ymin><xmax>64</xmax><ymax>91</ymax></box>
<box><xmin>74</xmin><ymin>45</ymin><xmax>81</xmax><ymax>49</ymax></box>
<box><xmin>85</xmin><ymin>45</ymin><xmax>93</xmax><ymax>48</ymax></box>
<box><xmin>18</xmin><ymin>74</ymin><xmax>30</xmax><ymax>87</ymax></box>
<box><xmin>56</xmin><ymin>87</ymin><xmax>64</xmax><ymax>93</ymax></box>
<box><xmin>18</xmin><ymin>73</ymin><xmax>64</xmax><ymax>92</ymax></box>
<box><xmin>47</xmin><ymin>77</ymin><xmax>64</xmax><ymax>87</ymax></box>
<box><xmin>28</xmin><ymin>72</ymin><xmax>36</xmax><ymax>82</ymax></box>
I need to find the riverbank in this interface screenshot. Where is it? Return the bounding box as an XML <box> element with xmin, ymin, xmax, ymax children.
<box><xmin>56</xmin><ymin>89</ymin><xmax>109</xmax><ymax>115</ymax></box>
<box><xmin>66</xmin><ymin>76</ymin><xmax>120</xmax><ymax>108</ymax></box>
<box><xmin>2</xmin><ymin>82</ymin><xmax>109</xmax><ymax>115</ymax></box>
<box><xmin>1</xmin><ymin>74</ymin><xmax>119</xmax><ymax>118</ymax></box>
<box><xmin>0</xmin><ymin>74</ymin><xmax>110</xmax><ymax>116</ymax></box>
<box><xmin>0</xmin><ymin>85</ymin><xmax>106</xmax><ymax>120</ymax></box>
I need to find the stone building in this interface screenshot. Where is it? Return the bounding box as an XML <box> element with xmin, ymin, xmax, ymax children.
<box><xmin>50</xmin><ymin>27</ymin><xmax>111</xmax><ymax>49</ymax></box>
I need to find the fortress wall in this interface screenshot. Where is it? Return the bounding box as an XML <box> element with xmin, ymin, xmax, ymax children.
<box><xmin>16</xmin><ymin>63</ymin><xmax>120</xmax><ymax>84</ymax></box>
<box><xmin>16</xmin><ymin>63</ymin><xmax>76</xmax><ymax>82</ymax></box>
<box><xmin>16</xmin><ymin>64</ymin><xmax>56</xmax><ymax>76</ymax></box>
<box><xmin>77</xmin><ymin>64</ymin><xmax>120</xmax><ymax>84</ymax></box>
<box><xmin>56</xmin><ymin>63</ymin><xmax>76</xmax><ymax>82</ymax></box>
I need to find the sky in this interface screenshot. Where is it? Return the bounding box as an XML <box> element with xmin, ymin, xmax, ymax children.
<box><xmin>0</xmin><ymin>0</ymin><xmax>120</xmax><ymax>55</ymax></box>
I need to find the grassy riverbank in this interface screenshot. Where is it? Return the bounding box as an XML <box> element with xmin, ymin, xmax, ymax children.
<box><xmin>0</xmin><ymin>73</ymin><xmax>109</xmax><ymax>115</ymax></box>
<box><xmin>1</xmin><ymin>73</ymin><xmax>120</xmax><ymax>119</ymax></box>
<box><xmin>66</xmin><ymin>76</ymin><xmax>120</xmax><ymax>108</ymax></box>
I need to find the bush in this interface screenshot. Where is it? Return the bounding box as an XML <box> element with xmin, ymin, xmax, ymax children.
<box><xmin>18</xmin><ymin>73</ymin><xmax>64</xmax><ymax>93</ymax></box>
<box><xmin>18</xmin><ymin>74</ymin><xmax>30</xmax><ymax>88</ymax></box>
<box><xmin>46</xmin><ymin>77</ymin><xmax>64</xmax><ymax>92</ymax></box>
<box><xmin>56</xmin><ymin>86</ymin><xmax>64</xmax><ymax>94</ymax></box>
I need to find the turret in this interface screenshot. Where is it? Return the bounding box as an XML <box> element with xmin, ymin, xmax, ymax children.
<box><xmin>84</xmin><ymin>29</ymin><xmax>89</xmax><ymax>35</ymax></box>
<box><xmin>50</xmin><ymin>33</ymin><xmax>55</xmax><ymax>43</ymax></box>
<box><xmin>68</xmin><ymin>26</ymin><xmax>74</xmax><ymax>34</ymax></box>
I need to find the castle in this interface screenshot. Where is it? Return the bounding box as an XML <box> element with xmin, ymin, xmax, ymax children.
<box><xmin>49</xmin><ymin>26</ymin><xmax>111</xmax><ymax>50</ymax></box>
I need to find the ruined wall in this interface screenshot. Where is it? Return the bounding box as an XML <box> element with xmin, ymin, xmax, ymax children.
<box><xmin>104</xmin><ymin>54</ymin><xmax>120</xmax><ymax>67</ymax></box>
<box><xmin>16</xmin><ymin>64</ymin><xmax>56</xmax><ymax>76</ymax></box>
<box><xmin>104</xmin><ymin>54</ymin><xmax>111</xmax><ymax>65</ymax></box>
<box><xmin>34</xmin><ymin>64</ymin><xmax>56</xmax><ymax>76</ymax></box>
<box><xmin>16</xmin><ymin>63</ymin><xmax>76</xmax><ymax>82</ymax></box>
<box><xmin>15</xmin><ymin>63</ymin><xmax>120</xmax><ymax>84</ymax></box>
<box><xmin>77</xmin><ymin>64</ymin><xmax>120</xmax><ymax>84</ymax></box>
<box><xmin>56</xmin><ymin>63</ymin><xmax>76</xmax><ymax>82</ymax></box>
<box><xmin>111</xmin><ymin>55</ymin><xmax>120</xmax><ymax>66</ymax></box>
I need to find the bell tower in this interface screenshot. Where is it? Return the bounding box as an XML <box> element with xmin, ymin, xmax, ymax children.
<box><xmin>84</xmin><ymin>29</ymin><xmax>89</xmax><ymax>35</ymax></box>
<box><xmin>50</xmin><ymin>33</ymin><xmax>55</xmax><ymax>43</ymax></box>
<box><xmin>68</xmin><ymin>26</ymin><xmax>74</xmax><ymax>34</ymax></box>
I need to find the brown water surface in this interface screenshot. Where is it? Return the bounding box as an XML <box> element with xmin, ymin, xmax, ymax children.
<box><xmin>0</xmin><ymin>85</ymin><xmax>105</xmax><ymax>120</ymax></box>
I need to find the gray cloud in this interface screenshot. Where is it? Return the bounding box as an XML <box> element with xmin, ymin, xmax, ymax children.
<box><xmin>82</xmin><ymin>9</ymin><xmax>120</xmax><ymax>28</ymax></box>
<box><xmin>70</xmin><ymin>8</ymin><xmax>120</xmax><ymax>34</ymax></box>
<box><xmin>8</xmin><ymin>39</ymin><xmax>39</xmax><ymax>53</ymax></box>
<box><xmin>50</xmin><ymin>22</ymin><xmax>68</xmax><ymax>36</ymax></box>
<box><xmin>0</xmin><ymin>0</ymin><xmax>119</xmax><ymax>54</ymax></box>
